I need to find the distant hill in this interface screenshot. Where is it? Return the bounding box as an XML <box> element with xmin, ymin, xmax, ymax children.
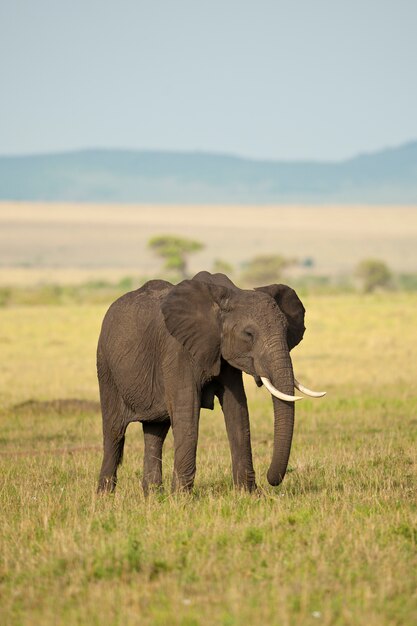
<box><xmin>0</xmin><ymin>141</ymin><xmax>417</xmax><ymax>203</ymax></box>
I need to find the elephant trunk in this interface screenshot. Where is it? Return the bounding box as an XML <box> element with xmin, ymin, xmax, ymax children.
<box><xmin>265</xmin><ymin>342</ymin><xmax>296</xmax><ymax>486</ymax></box>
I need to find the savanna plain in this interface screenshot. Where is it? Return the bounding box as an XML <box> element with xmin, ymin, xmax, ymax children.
<box><xmin>1</xmin><ymin>291</ymin><xmax>416</xmax><ymax>626</ymax></box>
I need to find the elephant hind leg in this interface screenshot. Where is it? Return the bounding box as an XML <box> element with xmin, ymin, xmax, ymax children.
<box><xmin>142</xmin><ymin>420</ymin><xmax>171</xmax><ymax>496</ymax></box>
<box><xmin>98</xmin><ymin>428</ymin><xmax>126</xmax><ymax>493</ymax></box>
<box><xmin>97</xmin><ymin>364</ymin><xmax>131</xmax><ymax>493</ymax></box>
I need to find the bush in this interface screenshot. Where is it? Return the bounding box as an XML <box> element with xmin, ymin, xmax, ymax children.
<box><xmin>355</xmin><ymin>259</ymin><xmax>392</xmax><ymax>293</ymax></box>
<box><xmin>240</xmin><ymin>254</ymin><xmax>295</xmax><ymax>287</ymax></box>
<box><xmin>212</xmin><ymin>259</ymin><xmax>234</xmax><ymax>275</ymax></box>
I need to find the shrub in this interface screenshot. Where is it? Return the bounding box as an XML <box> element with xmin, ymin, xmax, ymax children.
<box><xmin>355</xmin><ymin>259</ymin><xmax>392</xmax><ymax>293</ymax></box>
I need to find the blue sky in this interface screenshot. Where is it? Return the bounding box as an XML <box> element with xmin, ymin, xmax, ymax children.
<box><xmin>1</xmin><ymin>0</ymin><xmax>416</xmax><ymax>160</ymax></box>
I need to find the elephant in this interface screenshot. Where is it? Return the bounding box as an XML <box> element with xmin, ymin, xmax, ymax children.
<box><xmin>96</xmin><ymin>271</ymin><xmax>325</xmax><ymax>494</ymax></box>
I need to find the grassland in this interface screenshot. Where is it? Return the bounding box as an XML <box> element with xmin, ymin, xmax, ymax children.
<box><xmin>0</xmin><ymin>292</ymin><xmax>416</xmax><ymax>625</ymax></box>
<box><xmin>1</xmin><ymin>202</ymin><xmax>417</xmax><ymax>280</ymax></box>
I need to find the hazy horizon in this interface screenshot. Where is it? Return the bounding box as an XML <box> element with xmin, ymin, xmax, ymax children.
<box><xmin>1</xmin><ymin>138</ymin><xmax>417</xmax><ymax>163</ymax></box>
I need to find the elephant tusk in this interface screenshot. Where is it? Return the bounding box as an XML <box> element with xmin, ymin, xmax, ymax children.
<box><xmin>294</xmin><ymin>378</ymin><xmax>326</xmax><ymax>398</ymax></box>
<box><xmin>260</xmin><ymin>377</ymin><xmax>303</xmax><ymax>402</ymax></box>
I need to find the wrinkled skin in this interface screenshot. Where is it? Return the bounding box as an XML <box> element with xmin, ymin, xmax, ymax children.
<box><xmin>97</xmin><ymin>272</ymin><xmax>305</xmax><ymax>494</ymax></box>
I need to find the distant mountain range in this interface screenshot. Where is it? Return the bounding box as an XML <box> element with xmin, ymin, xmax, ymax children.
<box><xmin>0</xmin><ymin>141</ymin><xmax>416</xmax><ymax>204</ymax></box>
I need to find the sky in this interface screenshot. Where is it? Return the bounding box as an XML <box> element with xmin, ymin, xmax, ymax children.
<box><xmin>1</xmin><ymin>0</ymin><xmax>417</xmax><ymax>161</ymax></box>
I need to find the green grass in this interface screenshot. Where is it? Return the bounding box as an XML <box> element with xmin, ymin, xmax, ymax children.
<box><xmin>0</xmin><ymin>276</ymin><xmax>139</xmax><ymax>307</ymax></box>
<box><xmin>1</xmin><ymin>294</ymin><xmax>416</xmax><ymax>625</ymax></box>
<box><xmin>1</xmin><ymin>273</ymin><xmax>417</xmax><ymax>308</ymax></box>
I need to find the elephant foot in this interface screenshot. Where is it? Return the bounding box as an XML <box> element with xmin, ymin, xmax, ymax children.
<box><xmin>97</xmin><ymin>476</ymin><xmax>117</xmax><ymax>494</ymax></box>
<box><xmin>235</xmin><ymin>480</ymin><xmax>258</xmax><ymax>494</ymax></box>
<box><xmin>233</xmin><ymin>468</ymin><xmax>257</xmax><ymax>493</ymax></box>
<box><xmin>142</xmin><ymin>482</ymin><xmax>165</xmax><ymax>498</ymax></box>
<box><xmin>171</xmin><ymin>474</ymin><xmax>195</xmax><ymax>494</ymax></box>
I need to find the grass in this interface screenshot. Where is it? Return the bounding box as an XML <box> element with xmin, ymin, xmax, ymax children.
<box><xmin>1</xmin><ymin>293</ymin><xmax>416</xmax><ymax>625</ymax></box>
<box><xmin>2</xmin><ymin>202</ymin><xmax>417</xmax><ymax>278</ymax></box>
<box><xmin>0</xmin><ymin>277</ymin><xmax>139</xmax><ymax>308</ymax></box>
<box><xmin>1</xmin><ymin>273</ymin><xmax>417</xmax><ymax>309</ymax></box>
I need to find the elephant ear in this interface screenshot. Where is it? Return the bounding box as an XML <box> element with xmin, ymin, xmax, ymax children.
<box><xmin>161</xmin><ymin>280</ymin><xmax>231</xmax><ymax>379</ymax></box>
<box><xmin>255</xmin><ymin>284</ymin><xmax>306</xmax><ymax>350</ymax></box>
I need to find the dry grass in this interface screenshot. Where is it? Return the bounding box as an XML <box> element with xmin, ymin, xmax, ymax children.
<box><xmin>1</xmin><ymin>202</ymin><xmax>417</xmax><ymax>281</ymax></box>
<box><xmin>1</xmin><ymin>293</ymin><xmax>416</xmax><ymax>625</ymax></box>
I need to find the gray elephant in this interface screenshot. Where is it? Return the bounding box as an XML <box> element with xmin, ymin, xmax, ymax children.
<box><xmin>97</xmin><ymin>271</ymin><xmax>325</xmax><ymax>494</ymax></box>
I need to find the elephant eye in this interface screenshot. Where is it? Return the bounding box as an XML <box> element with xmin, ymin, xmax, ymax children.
<box><xmin>243</xmin><ymin>327</ymin><xmax>255</xmax><ymax>341</ymax></box>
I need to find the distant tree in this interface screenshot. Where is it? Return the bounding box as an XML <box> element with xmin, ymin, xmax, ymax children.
<box><xmin>355</xmin><ymin>258</ymin><xmax>392</xmax><ymax>293</ymax></box>
<box><xmin>240</xmin><ymin>254</ymin><xmax>295</xmax><ymax>287</ymax></box>
<box><xmin>212</xmin><ymin>258</ymin><xmax>234</xmax><ymax>275</ymax></box>
<box><xmin>148</xmin><ymin>235</ymin><xmax>204</xmax><ymax>280</ymax></box>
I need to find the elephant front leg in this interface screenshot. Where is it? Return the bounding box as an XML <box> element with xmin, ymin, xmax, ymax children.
<box><xmin>218</xmin><ymin>364</ymin><xmax>257</xmax><ymax>492</ymax></box>
<box><xmin>170</xmin><ymin>397</ymin><xmax>201</xmax><ymax>493</ymax></box>
<box><xmin>142</xmin><ymin>420</ymin><xmax>171</xmax><ymax>496</ymax></box>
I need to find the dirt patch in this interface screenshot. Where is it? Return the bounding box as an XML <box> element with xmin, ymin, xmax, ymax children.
<box><xmin>13</xmin><ymin>398</ymin><xmax>100</xmax><ymax>415</ymax></box>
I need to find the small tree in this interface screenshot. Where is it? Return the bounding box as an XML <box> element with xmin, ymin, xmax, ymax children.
<box><xmin>148</xmin><ymin>235</ymin><xmax>204</xmax><ymax>280</ymax></box>
<box><xmin>240</xmin><ymin>254</ymin><xmax>295</xmax><ymax>287</ymax></box>
<box><xmin>355</xmin><ymin>258</ymin><xmax>392</xmax><ymax>293</ymax></box>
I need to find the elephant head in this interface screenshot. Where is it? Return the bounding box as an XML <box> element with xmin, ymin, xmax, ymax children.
<box><xmin>161</xmin><ymin>274</ymin><xmax>325</xmax><ymax>486</ymax></box>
